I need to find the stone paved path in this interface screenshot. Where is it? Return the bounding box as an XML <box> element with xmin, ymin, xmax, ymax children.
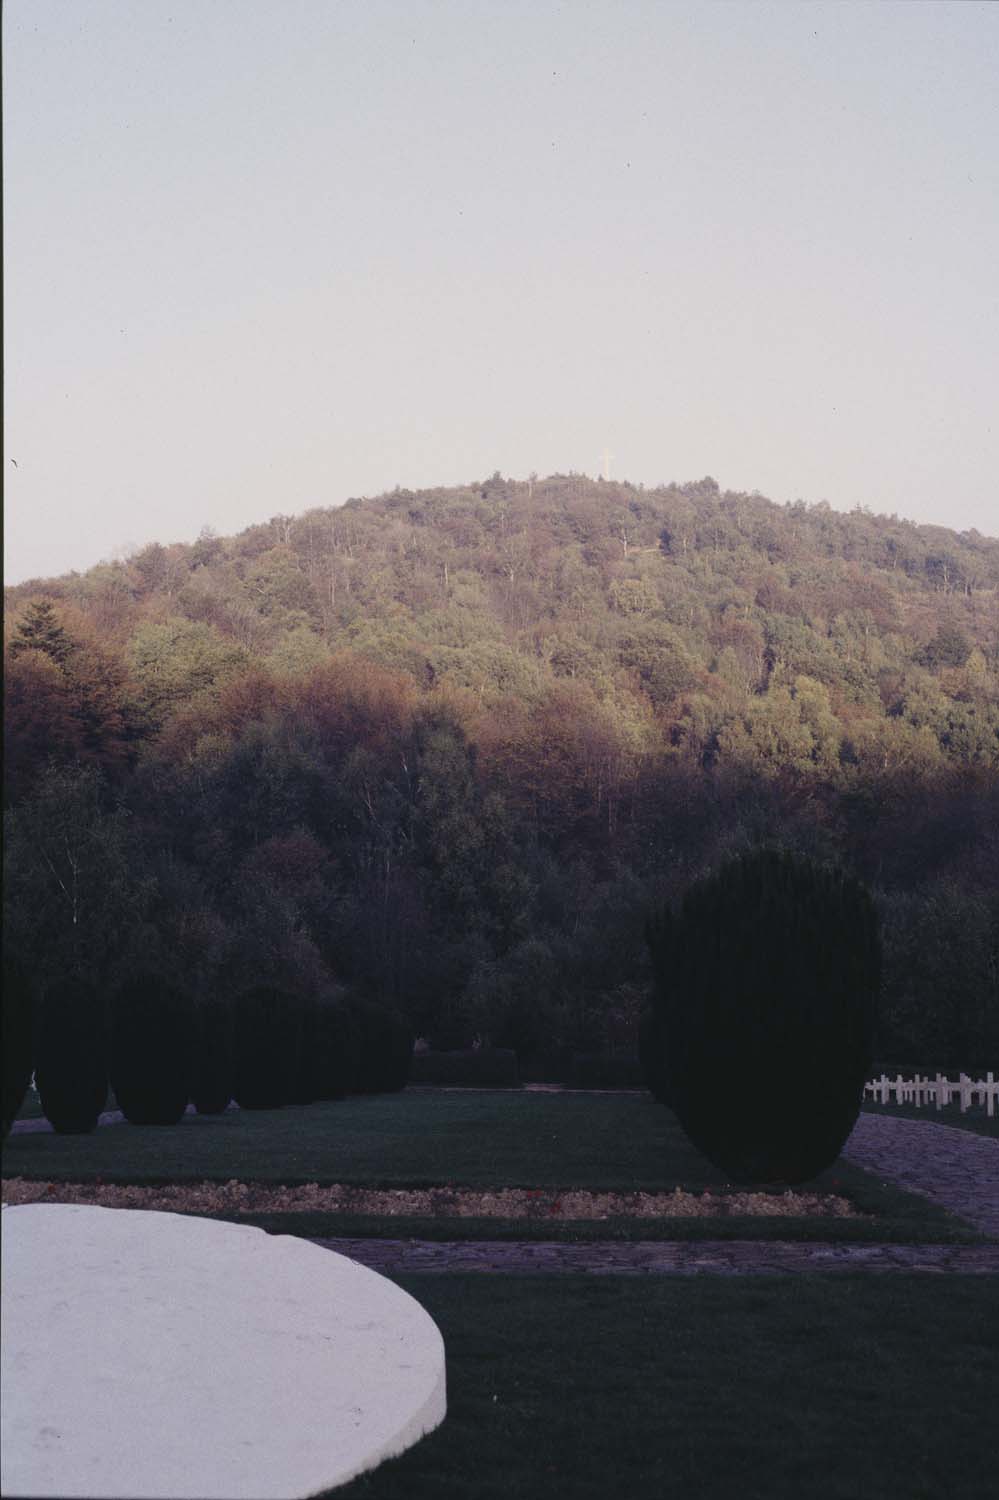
<box><xmin>842</xmin><ymin>1113</ymin><xmax>999</xmax><ymax>1237</ymax></box>
<box><xmin>310</xmin><ymin>1236</ymin><xmax>999</xmax><ymax>1275</ymax></box>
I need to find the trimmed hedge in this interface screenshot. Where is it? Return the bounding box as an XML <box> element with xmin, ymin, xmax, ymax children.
<box><xmin>190</xmin><ymin>997</ymin><xmax>234</xmax><ymax>1115</ymax></box>
<box><xmin>353</xmin><ymin>1003</ymin><xmax>414</xmax><ymax>1093</ymax></box>
<box><xmin>110</xmin><ymin>974</ymin><xmax>192</xmax><ymax>1126</ymax></box>
<box><xmin>288</xmin><ymin>992</ymin><xmax>316</xmax><ymax>1106</ymax></box>
<box><xmin>569</xmin><ymin>1052</ymin><xmax>645</xmax><ymax>1089</ymax></box>
<box><xmin>2</xmin><ymin>952</ymin><xmax>35</xmax><ymax>1139</ymax></box>
<box><xmin>35</xmin><ymin>975</ymin><xmax>108</xmax><ymax>1134</ymax></box>
<box><xmin>411</xmin><ymin>1048</ymin><xmax>520</xmax><ymax>1088</ymax></box>
<box><xmin>647</xmin><ymin>847</ymin><xmax>880</xmax><ymax>1184</ymax></box>
<box><xmin>233</xmin><ymin>986</ymin><xmax>300</xmax><ymax>1110</ymax></box>
<box><xmin>311</xmin><ymin>1001</ymin><xmax>361</xmax><ymax>1101</ymax></box>
<box><xmin>638</xmin><ymin>1011</ymin><xmax>671</xmax><ymax>1105</ymax></box>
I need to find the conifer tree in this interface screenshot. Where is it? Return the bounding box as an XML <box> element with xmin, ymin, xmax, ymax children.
<box><xmin>2</xmin><ymin>951</ymin><xmax>35</xmax><ymax>1137</ymax></box>
<box><xmin>110</xmin><ymin>974</ymin><xmax>192</xmax><ymax>1126</ymax></box>
<box><xmin>10</xmin><ymin>599</ymin><xmax>73</xmax><ymax>665</ymax></box>
<box><xmin>190</xmin><ymin>996</ymin><xmax>235</xmax><ymax>1115</ymax></box>
<box><xmin>34</xmin><ymin>975</ymin><xmax>108</xmax><ymax>1134</ymax></box>
<box><xmin>647</xmin><ymin>849</ymin><xmax>879</xmax><ymax>1183</ymax></box>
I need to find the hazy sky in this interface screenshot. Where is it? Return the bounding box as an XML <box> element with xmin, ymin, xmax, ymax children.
<box><xmin>4</xmin><ymin>0</ymin><xmax>998</xmax><ymax>584</ymax></box>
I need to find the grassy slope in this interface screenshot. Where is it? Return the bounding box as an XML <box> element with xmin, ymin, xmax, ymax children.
<box><xmin>3</xmin><ymin>1092</ymin><xmax>980</xmax><ymax>1242</ymax></box>
<box><xmin>330</xmin><ymin>1275</ymin><xmax>999</xmax><ymax>1500</ymax></box>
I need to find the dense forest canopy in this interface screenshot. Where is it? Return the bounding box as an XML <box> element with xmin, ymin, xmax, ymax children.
<box><xmin>5</xmin><ymin>474</ymin><xmax>999</xmax><ymax>1067</ymax></box>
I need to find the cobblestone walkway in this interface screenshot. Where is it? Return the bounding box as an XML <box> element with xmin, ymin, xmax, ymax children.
<box><xmin>311</xmin><ymin>1236</ymin><xmax>999</xmax><ymax>1276</ymax></box>
<box><xmin>842</xmin><ymin>1114</ymin><xmax>999</xmax><ymax>1237</ymax></box>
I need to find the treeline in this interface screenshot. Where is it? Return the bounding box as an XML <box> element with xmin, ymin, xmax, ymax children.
<box><xmin>4</xmin><ymin>474</ymin><xmax>999</xmax><ymax>1072</ymax></box>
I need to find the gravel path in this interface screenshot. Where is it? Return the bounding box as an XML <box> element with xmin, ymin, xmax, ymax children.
<box><xmin>842</xmin><ymin>1113</ymin><xmax>999</xmax><ymax>1237</ymax></box>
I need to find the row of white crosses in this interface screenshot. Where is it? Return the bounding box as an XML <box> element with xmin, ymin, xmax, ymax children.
<box><xmin>864</xmin><ymin>1072</ymin><xmax>997</xmax><ymax>1117</ymax></box>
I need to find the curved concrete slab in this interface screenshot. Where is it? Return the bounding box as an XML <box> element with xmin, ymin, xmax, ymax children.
<box><xmin>1</xmin><ymin>1203</ymin><xmax>446</xmax><ymax>1499</ymax></box>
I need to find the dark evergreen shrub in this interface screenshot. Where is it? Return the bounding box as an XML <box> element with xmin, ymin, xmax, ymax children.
<box><xmin>516</xmin><ymin>1048</ymin><xmax>573</xmax><ymax>1085</ymax></box>
<box><xmin>410</xmin><ymin>1047</ymin><xmax>520</xmax><ymax>1087</ymax></box>
<box><xmin>570</xmin><ymin>1051</ymin><xmax>645</xmax><ymax>1089</ymax></box>
<box><xmin>232</xmin><ymin>986</ymin><xmax>299</xmax><ymax>1109</ymax></box>
<box><xmin>288</xmin><ymin>992</ymin><xmax>317</xmax><ymax>1106</ymax></box>
<box><xmin>110</xmin><ymin>974</ymin><xmax>192</xmax><ymax>1126</ymax></box>
<box><xmin>2</xmin><ymin>952</ymin><xmax>35</xmax><ymax>1138</ymax></box>
<box><xmin>382</xmin><ymin>1009</ymin><xmax>415</xmax><ymax>1092</ymax></box>
<box><xmin>352</xmin><ymin>1003</ymin><xmax>414</xmax><ymax>1092</ymax></box>
<box><xmin>311</xmin><ymin>1000</ymin><xmax>361</xmax><ymax>1100</ymax></box>
<box><xmin>190</xmin><ymin>996</ymin><xmax>234</xmax><ymax>1115</ymax></box>
<box><xmin>351</xmin><ymin>1001</ymin><xmax>385</xmax><ymax>1094</ymax></box>
<box><xmin>646</xmin><ymin>848</ymin><xmax>880</xmax><ymax>1184</ymax></box>
<box><xmin>34</xmin><ymin>976</ymin><xmax>108</xmax><ymax>1134</ymax></box>
<box><xmin>638</xmin><ymin>1010</ymin><xmax>671</xmax><ymax>1105</ymax></box>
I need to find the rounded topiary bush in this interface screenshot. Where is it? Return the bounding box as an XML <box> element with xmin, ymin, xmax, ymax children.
<box><xmin>352</xmin><ymin>1003</ymin><xmax>414</xmax><ymax>1093</ymax></box>
<box><xmin>2</xmin><ymin>951</ymin><xmax>36</xmax><ymax>1138</ymax></box>
<box><xmin>190</xmin><ymin>995</ymin><xmax>235</xmax><ymax>1115</ymax></box>
<box><xmin>233</xmin><ymin>986</ymin><xmax>299</xmax><ymax>1110</ymax></box>
<box><xmin>34</xmin><ymin>975</ymin><xmax>108</xmax><ymax>1134</ymax></box>
<box><xmin>637</xmin><ymin>1010</ymin><xmax>671</xmax><ymax>1105</ymax></box>
<box><xmin>646</xmin><ymin>848</ymin><xmax>880</xmax><ymax>1184</ymax></box>
<box><xmin>410</xmin><ymin>1047</ymin><xmax>520</xmax><ymax>1088</ymax></box>
<box><xmin>288</xmin><ymin>992</ymin><xmax>317</xmax><ymax>1106</ymax></box>
<box><xmin>110</xmin><ymin>974</ymin><xmax>193</xmax><ymax>1126</ymax></box>
<box><xmin>382</xmin><ymin>1008</ymin><xmax>415</xmax><ymax>1093</ymax></box>
<box><xmin>311</xmin><ymin>999</ymin><xmax>361</xmax><ymax>1101</ymax></box>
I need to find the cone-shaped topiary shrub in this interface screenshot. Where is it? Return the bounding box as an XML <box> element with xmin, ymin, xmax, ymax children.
<box><xmin>637</xmin><ymin>1009</ymin><xmax>671</xmax><ymax>1106</ymax></box>
<box><xmin>310</xmin><ymin>999</ymin><xmax>361</xmax><ymax>1100</ymax></box>
<box><xmin>110</xmin><ymin>974</ymin><xmax>193</xmax><ymax>1126</ymax></box>
<box><xmin>190</xmin><ymin>996</ymin><xmax>234</xmax><ymax>1115</ymax></box>
<box><xmin>2</xmin><ymin>951</ymin><xmax>36</xmax><ymax>1138</ymax></box>
<box><xmin>383</xmin><ymin>1008</ymin><xmax>415</xmax><ymax>1092</ymax></box>
<box><xmin>381</xmin><ymin>1006</ymin><xmax>414</xmax><ymax>1092</ymax></box>
<box><xmin>646</xmin><ymin>848</ymin><xmax>880</xmax><ymax>1184</ymax></box>
<box><xmin>352</xmin><ymin>1003</ymin><xmax>415</xmax><ymax>1093</ymax></box>
<box><xmin>288</xmin><ymin>992</ymin><xmax>317</xmax><ymax>1106</ymax></box>
<box><xmin>350</xmin><ymin>1001</ymin><xmax>384</xmax><ymax>1094</ymax></box>
<box><xmin>233</xmin><ymin>986</ymin><xmax>299</xmax><ymax>1109</ymax></box>
<box><xmin>34</xmin><ymin>975</ymin><xmax>108</xmax><ymax>1134</ymax></box>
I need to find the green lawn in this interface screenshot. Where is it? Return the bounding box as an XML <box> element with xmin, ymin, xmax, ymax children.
<box><xmin>3</xmin><ymin>1091</ymin><xmax>981</xmax><ymax>1242</ymax></box>
<box><xmin>6</xmin><ymin>1092</ymin><xmax>996</xmax><ymax>1498</ymax></box>
<box><xmin>6</xmin><ymin>1091</ymin><xmax>796</xmax><ymax>1189</ymax></box>
<box><xmin>328</xmin><ymin>1274</ymin><xmax>999</xmax><ymax>1500</ymax></box>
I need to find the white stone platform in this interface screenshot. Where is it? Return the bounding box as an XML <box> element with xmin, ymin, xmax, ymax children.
<box><xmin>1</xmin><ymin>1204</ymin><xmax>446</xmax><ymax>1499</ymax></box>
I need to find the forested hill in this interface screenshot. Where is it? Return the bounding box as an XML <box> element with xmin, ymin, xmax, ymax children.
<box><xmin>5</xmin><ymin>474</ymin><xmax>999</xmax><ymax>1067</ymax></box>
<box><xmin>6</xmin><ymin>473</ymin><xmax>999</xmax><ymax>748</ymax></box>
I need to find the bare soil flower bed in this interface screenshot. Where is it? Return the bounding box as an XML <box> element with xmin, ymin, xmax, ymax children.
<box><xmin>1</xmin><ymin>1178</ymin><xmax>860</xmax><ymax>1219</ymax></box>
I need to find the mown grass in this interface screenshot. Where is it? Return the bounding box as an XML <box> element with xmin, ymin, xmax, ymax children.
<box><xmin>5</xmin><ymin>1091</ymin><xmax>790</xmax><ymax>1189</ymax></box>
<box><xmin>3</xmin><ymin>1091</ymin><xmax>981</xmax><ymax>1242</ymax></box>
<box><xmin>6</xmin><ymin>1093</ymin><xmax>995</xmax><ymax>1498</ymax></box>
<box><xmin>327</xmin><ymin>1274</ymin><xmax>999</xmax><ymax>1500</ymax></box>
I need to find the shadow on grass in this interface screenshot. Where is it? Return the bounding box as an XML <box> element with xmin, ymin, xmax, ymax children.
<box><xmin>327</xmin><ymin>1274</ymin><xmax>999</xmax><ymax>1500</ymax></box>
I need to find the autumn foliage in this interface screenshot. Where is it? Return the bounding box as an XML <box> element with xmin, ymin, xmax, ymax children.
<box><xmin>4</xmin><ymin>475</ymin><xmax>998</xmax><ymax>1090</ymax></box>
